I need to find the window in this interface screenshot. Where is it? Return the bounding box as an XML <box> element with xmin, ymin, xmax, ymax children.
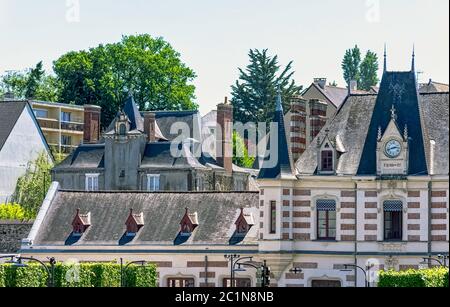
<box><xmin>147</xmin><ymin>174</ymin><xmax>160</xmax><ymax>192</ymax></box>
<box><xmin>61</xmin><ymin>135</ymin><xmax>72</xmax><ymax>146</ymax></box>
<box><xmin>119</xmin><ymin>123</ymin><xmax>126</xmax><ymax>136</ymax></box>
<box><xmin>223</xmin><ymin>278</ymin><xmax>251</xmax><ymax>288</ymax></box>
<box><xmin>34</xmin><ymin>109</ymin><xmax>48</xmax><ymax>119</ymax></box>
<box><xmin>384</xmin><ymin>200</ymin><xmax>403</xmax><ymax>241</ymax></box>
<box><xmin>311</xmin><ymin>280</ymin><xmax>342</xmax><ymax>288</ymax></box>
<box><xmin>317</xmin><ymin>200</ymin><xmax>336</xmax><ymax>240</ymax></box>
<box><xmin>270</xmin><ymin>201</ymin><xmax>277</xmax><ymax>234</ymax></box>
<box><xmin>321</xmin><ymin>150</ymin><xmax>334</xmax><ymax>172</ymax></box>
<box><xmin>167</xmin><ymin>278</ymin><xmax>195</xmax><ymax>288</ymax></box>
<box><xmin>85</xmin><ymin>174</ymin><xmax>99</xmax><ymax>191</ymax></box>
<box><xmin>195</xmin><ymin>177</ymin><xmax>203</xmax><ymax>191</ymax></box>
<box><xmin>61</xmin><ymin>111</ymin><xmax>72</xmax><ymax>122</ymax></box>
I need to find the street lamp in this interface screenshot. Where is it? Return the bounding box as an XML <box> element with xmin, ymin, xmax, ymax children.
<box><xmin>340</xmin><ymin>264</ymin><xmax>374</xmax><ymax>288</ymax></box>
<box><xmin>0</xmin><ymin>255</ymin><xmax>55</xmax><ymax>287</ymax></box>
<box><xmin>120</xmin><ymin>258</ymin><xmax>147</xmax><ymax>287</ymax></box>
<box><xmin>420</xmin><ymin>255</ymin><xmax>448</xmax><ymax>268</ymax></box>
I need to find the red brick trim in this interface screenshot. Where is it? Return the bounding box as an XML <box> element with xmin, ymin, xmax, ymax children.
<box><xmin>431</xmin><ymin>213</ymin><xmax>447</xmax><ymax>220</ymax></box>
<box><xmin>431</xmin><ymin>224</ymin><xmax>447</xmax><ymax>231</ymax></box>
<box><xmin>431</xmin><ymin>202</ymin><xmax>447</xmax><ymax>209</ymax></box>
<box><xmin>293</xmin><ymin>233</ymin><xmax>311</xmax><ymax>241</ymax></box>
<box><xmin>341</xmin><ymin>191</ymin><xmax>356</xmax><ymax>198</ymax></box>
<box><xmin>408</xmin><ymin>213</ymin><xmax>420</xmax><ymax>220</ymax></box>
<box><xmin>408</xmin><ymin>224</ymin><xmax>420</xmax><ymax>231</ymax></box>
<box><xmin>341</xmin><ymin>202</ymin><xmax>356</xmax><ymax>209</ymax></box>
<box><xmin>365</xmin><ymin>202</ymin><xmax>378</xmax><ymax>209</ymax></box>
<box><xmin>365</xmin><ymin>213</ymin><xmax>378</xmax><ymax>220</ymax></box>
<box><xmin>294</xmin><ymin>211</ymin><xmax>311</xmax><ymax>218</ymax></box>
<box><xmin>432</xmin><ymin>191</ymin><xmax>447</xmax><ymax>198</ymax></box>
<box><xmin>408</xmin><ymin>191</ymin><xmax>421</xmax><ymax>198</ymax></box>
<box><xmin>294</xmin><ymin>190</ymin><xmax>311</xmax><ymax>196</ymax></box>
<box><xmin>187</xmin><ymin>261</ymin><xmax>228</xmax><ymax>268</ymax></box>
<box><xmin>365</xmin><ymin>224</ymin><xmax>377</xmax><ymax>231</ymax></box>
<box><xmin>341</xmin><ymin>213</ymin><xmax>356</xmax><ymax>220</ymax></box>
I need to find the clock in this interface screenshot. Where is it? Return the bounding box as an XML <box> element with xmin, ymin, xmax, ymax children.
<box><xmin>385</xmin><ymin>139</ymin><xmax>402</xmax><ymax>158</ymax></box>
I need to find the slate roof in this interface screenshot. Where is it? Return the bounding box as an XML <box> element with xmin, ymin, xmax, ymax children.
<box><xmin>0</xmin><ymin>101</ymin><xmax>27</xmax><ymax>152</ymax></box>
<box><xmin>419</xmin><ymin>80</ymin><xmax>449</xmax><ymax>93</ymax></box>
<box><xmin>258</xmin><ymin>93</ymin><xmax>295</xmax><ymax>180</ymax></box>
<box><xmin>154</xmin><ymin>110</ymin><xmax>200</xmax><ymax>141</ymax></box>
<box><xmin>123</xmin><ymin>96</ymin><xmax>144</xmax><ymax>132</ymax></box>
<box><xmin>296</xmin><ymin>71</ymin><xmax>449</xmax><ymax>176</ymax></box>
<box><xmin>308</xmin><ymin>83</ymin><xmax>349</xmax><ymax>108</ymax></box>
<box><xmin>32</xmin><ymin>191</ymin><xmax>260</xmax><ymax>246</ymax></box>
<box><xmin>54</xmin><ymin>144</ymin><xmax>105</xmax><ymax>170</ymax></box>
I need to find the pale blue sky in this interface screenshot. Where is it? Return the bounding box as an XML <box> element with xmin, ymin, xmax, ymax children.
<box><xmin>1</xmin><ymin>0</ymin><xmax>448</xmax><ymax>114</ymax></box>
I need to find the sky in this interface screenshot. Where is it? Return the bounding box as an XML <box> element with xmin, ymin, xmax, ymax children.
<box><xmin>0</xmin><ymin>0</ymin><xmax>448</xmax><ymax>115</ymax></box>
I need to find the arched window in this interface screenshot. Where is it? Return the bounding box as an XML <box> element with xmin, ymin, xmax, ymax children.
<box><xmin>384</xmin><ymin>200</ymin><xmax>403</xmax><ymax>241</ymax></box>
<box><xmin>317</xmin><ymin>199</ymin><xmax>336</xmax><ymax>240</ymax></box>
<box><xmin>119</xmin><ymin>123</ymin><xmax>126</xmax><ymax>136</ymax></box>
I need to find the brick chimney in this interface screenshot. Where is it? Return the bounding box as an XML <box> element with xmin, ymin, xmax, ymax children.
<box><xmin>216</xmin><ymin>97</ymin><xmax>233</xmax><ymax>174</ymax></box>
<box><xmin>290</xmin><ymin>96</ymin><xmax>307</xmax><ymax>162</ymax></box>
<box><xmin>83</xmin><ymin>105</ymin><xmax>101</xmax><ymax>144</ymax></box>
<box><xmin>349</xmin><ymin>80</ymin><xmax>358</xmax><ymax>94</ymax></box>
<box><xmin>143</xmin><ymin>112</ymin><xmax>156</xmax><ymax>143</ymax></box>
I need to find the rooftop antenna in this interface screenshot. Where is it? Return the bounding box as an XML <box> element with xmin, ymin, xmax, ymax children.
<box><xmin>411</xmin><ymin>44</ymin><xmax>416</xmax><ymax>72</ymax></box>
<box><xmin>383</xmin><ymin>44</ymin><xmax>387</xmax><ymax>73</ymax></box>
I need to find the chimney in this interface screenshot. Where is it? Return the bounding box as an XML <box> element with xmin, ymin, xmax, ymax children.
<box><xmin>290</xmin><ymin>96</ymin><xmax>307</xmax><ymax>162</ymax></box>
<box><xmin>83</xmin><ymin>105</ymin><xmax>102</xmax><ymax>144</ymax></box>
<box><xmin>144</xmin><ymin>112</ymin><xmax>156</xmax><ymax>143</ymax></box>
<box><xmin>349</xmin><ymin>80</ymin><xmax>358</xmax><ymax>94</ymax></box>
<box><xmin>216</xmin><ymin>97</ymin><xmax>233</xmax><ymax>175</ymax></box>
<box><xmin>314</xmin><ymin>78</ymin><xmax>327</xmax><ymax>89</ymax></box>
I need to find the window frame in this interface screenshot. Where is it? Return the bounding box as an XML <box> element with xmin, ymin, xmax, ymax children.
<box><xmin>34</xmin><ymin>108</ymin><xmax>48</xmax><ymax>119</ymax></box>
<box><xmin>321</xmin><ymin>150</ymin><xmax>334</xmax><ymax>172</ymax></box>
<box><xmin>167</xmin><ymin>278</ymin><xmax>195</xmax><ymax>288</ymax></box>
<box><xmin>384</xmin><ymin>210</ymin><xmax>403</xmax><ymax>241</ymax></box>
<box><xmin>146</xmin><ymin>174</ymin><xmax>161</xmax><ymax>192</ymax></box>
<box><xmin>316</xmin><ymin>200</ymin><xmax>337</xmax><ymax>241</ymax></box>
<box><xmin>85</xmin><ymin>174</ymin><xmax>100</xmax><ymax>192</ymax></box>
<box><xmin>223</xmin><ymin>278</ymin><xmax>252</xmax><ymax>288</ymax></box>
<box><xmin>61</xmin><ymin>111</ymin><xmax>72</xmax><ymax>123</ymax></box>
<box><xmin>270</xmin><ymin>201</ymin><xmax>277</xmax><ymax>234</ymax></box>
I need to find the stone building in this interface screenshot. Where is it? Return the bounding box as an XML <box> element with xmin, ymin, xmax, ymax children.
<box><xmin>52</xmin><ymin>96</ymin><xmax>251</xmax><ymax>192</ymax></box>
<box><xmin>257</xmin><ymin>53</ymin><xmax>449</xmax><ymax>287</ymax></box>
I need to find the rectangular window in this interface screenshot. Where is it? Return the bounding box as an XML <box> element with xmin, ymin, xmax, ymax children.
<box><xmin>61</xmin><ymin>135</ymin><xmax>72</xmax><ymax>146</ymax></box>
<box><xmin>223</xmin><ymin>278</ymin><xmax>252</xmax><ymax>288</ymax></box>
<box><xmin>321</xmin><ymin>150</ymin><xmax>334</xmax><ymax>172</ymax></box>
<box><xmin>85</xmin><ymin>174</ymin><xmax>99</xmax><ymax>191</ymax></box>
<box><xmin>167</xmin><ymin>278</ymin><xmax>195</xmax><ymax>288</ymax></box>
<box><xmin>34</xmin><ymin>109</ymin><xmax>48</xmax><ymax>119</ymax></box>
<box><xmin>270</xmin><ymin>201</ymin><xmax>277</xmax><ymax>234</ymax></box>
<box><xmin>147</xmin><ymin>174</ymin><xmax>160</xmax><ymax>192</ymax></box>
<box><xmin>384</xmin><ymin>201</ymin><xmax>403</xmax><ymax>241</ymax></box>
<box><xmin>317</xmin><ymin>200</ymin><xmax>337</xmax><ymax>240</ymax></box>
<box><xmin>61</xmin><ymin>111</ymin><xmax>72</xmax><ymax>122</ymax></box>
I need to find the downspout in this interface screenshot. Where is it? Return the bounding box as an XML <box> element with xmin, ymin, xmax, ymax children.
<box><xmin>353</xmin><ymin>181</ymin><xmax>358</xmax><ymax>287</ymax></box>
<box><xmin>428</xmin><ymin>181</ymin><xmax>432</xmax><ymax>264</ymax></box>
<box><xmin>204</xmin><ymin>255</ymin><xmax>209</xmax><ymax>286</ymax></box>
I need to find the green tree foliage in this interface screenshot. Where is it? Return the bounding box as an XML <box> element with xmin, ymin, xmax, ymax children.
<box><xmin>231</xmin><ymin>49</ymin><xmax>302</xmax><ymax>126</ymax></box>
<box><xmin>0</xmin><ymin>203</ymin><xmax>33</xmax><ymax>221</ymax></box>
<box><xmin>0</xmin><ymin>263</ymin><xmax>158</xmax><ymax>288</ymax></box>
<box><xmin>378</xmin><ymin>267</ymin><xmax>449</xmax><ymax>288</ymax></box>
<box><xmin>360</xmin><ymin>51</ymin><xmax>379</xmax><ymax>91</ymax></box>
<box><xmin>13</xmin><ymin>152</ymin><xmax>53</xmax><ymax>217</ymax></box>
<box><xmin>53</xmin><ymin>34</ymin><xmax>198</xmax><ymax>127</ymax></box>
<box><xmin>0</xmin><ymin>62</ymin><xmax>60</xmax><ymax>101</ymax></box>
<box><xmin>233</xmin><ymin>131</ymin><xmax>255</xmax><ymax>168</ymax></box>
<box><xmin>342</xmin><ymin>45</ymin><xmax>379</xmax><ymax>91</ymax></box>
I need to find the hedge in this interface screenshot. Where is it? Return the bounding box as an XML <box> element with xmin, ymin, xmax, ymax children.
<box><xmin>0</xmin><ymin>263</ymin><xmax>157</xmax><ymax>288</ymax></box>
<box><xmin>378</xmin><ymin>267</ymin><xmax>449</xmax><ymax>287</ymax></box>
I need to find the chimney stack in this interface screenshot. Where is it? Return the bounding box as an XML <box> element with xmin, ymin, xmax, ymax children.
<box><xmin>314</xmin><ymin>78</ymin><xmax>327</xmax><ymax>89</ymax></box>
<box><xmin>216</xmin><ymin>97</ymin><xmax>233</xmax><ymax>175</ymax></box>
<box><xmin>349</xmin><ymin>80</ymin><xmax>358</xmax><ymax>94</ymax></box>
<box><xmin>83</xmin><ymin>105</ymin><xmax>102</xmax><ymax>144</ymax></box>
<box><xmin>290</xmin><ymin>96</ymin><xmax>307</xmax><ymax>162</ymax></box>
<box><xmin>144</xmin><ymin>112</ymin><xmax>156</xmax><ymax>143</ymax></box>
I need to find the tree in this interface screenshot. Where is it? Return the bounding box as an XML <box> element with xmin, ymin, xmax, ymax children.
<box><xmin>231</xmin><ymin>49</ymin><xmax>302</xmax><ymax>126</ymax></box>
<box><xmin>13</xmin><ymin>152</ymin><xmax>53</xmax><ymax>217</ymax></box>
<box><xmin>342</xmin><ymin>45</ymin><xmax>361</xmax><ymax>85</ymax></box>
<box><xmin>53</xmin><ymin>34</ymin><xmax>198</xmax><ymax>128</ymax></box>
<box><xmin>360</xmin><ymin>51</ymin><xmax>379</xmax><ymax>91</ymax></box>
<box><xmin>233</xmin><ymin>131</ymin><xmax>255</xmax><ymax>168</ymax></box>
<box><xmin>342</xmin><ymin>45</ymin><xmax>379</xmax><ymax>90</ymax></box>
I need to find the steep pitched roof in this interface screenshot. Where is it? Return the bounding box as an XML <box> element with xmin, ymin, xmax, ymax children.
<box><xmin>306</xmin><ymin>83</ymin><xmax>349</xmax><ymax>108</ymax></box>
<box><xmin>258</xmin><ymin>93</ymin><xmax>295</xmax><ymax>180</ymax></box>
<box><xmin>0</xmin><ymin>101</ymin><xmax>27</xmax><ymax>152</ymax></box>
<box><xmin>32</xmin><ymin>191</ymin><xmax>260</xmax><ymax>246</ymax></box>
<box><xmin>54</xmin><ymin>144</ymin><xmax>105</xmax><ymax>170</ymax></box>
<box><xmin>123</xmin><ymin>96</ymin><xmax>144</xmax><ymax>132</ymax></box>
<box><xmin>154</xmin><ymin>110</ymin><xmax>200</xmax><ymax>141</ymax></box>
<box><xmin>296</xmin><ymin>72</ymin><xmax>448</xmax><ymax>176</ymax></box>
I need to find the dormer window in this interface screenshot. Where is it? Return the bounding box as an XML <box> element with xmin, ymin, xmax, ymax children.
<box><xmin>321</xmin><ymin>150</ymin><xmax>334</xmax><ymax>172</ymax></box>
<box><xmin>119</xmin><ymin>123</ymin><xmax>126</xmax><ymax>136</ymax></box>
<box><xmin>125</xmin><ymin>209</ymin><xmax>144</xmax><ymax>237</ymax></box>
<box><xmin>72</xmin><ymin>209</ymin><xmax>91</xmax><ymax>236</ymax></box>
<box><xmin>180</xmin><ymin>208</ymin><xmax>199</xmax><ymax>236</ymax></box>
<box><xmin>235</xmin><ymin>208</ymin><xmax>255</xmax><ymax>235</ymax></box>
<box><xmin>317</xmin><ymin>129</ymin><xmax>337</xmax><ymax>174</ymax></box>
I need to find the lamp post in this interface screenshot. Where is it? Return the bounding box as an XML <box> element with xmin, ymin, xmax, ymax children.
<box><xmin>120</xmin><ymin>258</ymin><xmax>147</xmax><ymax>287</ymax></box>
<box><xmin>420</xmin><ymin>255</ymin><xmax>449</xmax><ymax>268</ymax></box>
<box><xmin>341</xmin><ymin>264</ymin><xmax>373</xmax><ymax>288</ymax></box>
<box><xmin>0</xmin><ymin>255</ymin><xmax>55</xmax><ymax>287</ymax></box>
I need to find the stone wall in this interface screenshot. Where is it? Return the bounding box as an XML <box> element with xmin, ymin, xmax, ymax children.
<box><xmin>0</xmin><ymin>221</ymin><xmax>33</xmax><ymax>253</ymax></box>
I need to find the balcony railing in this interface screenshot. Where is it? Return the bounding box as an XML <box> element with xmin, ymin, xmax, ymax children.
<box><xmin>61</xmin><ymin>122</ymin><xmax>84</xmax><ymax>132</ymax></box>
<box><xmin>38</xmin><ymin>119</ymin><xmax>84</xmax><ymax>132</ymax></box>
<box><xmin>38</xmin><ymin>119</ymin><xmax>59</xmax><ymax>130</ymax></box>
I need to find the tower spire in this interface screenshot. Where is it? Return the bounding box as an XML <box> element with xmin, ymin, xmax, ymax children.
<box><xmin>383</xmin><ymin>44</ymin><xmax>387</xmax><ymax>73</ymax></box>
<box><xmin>411</xmin><ymin>44</ymin><xmax>416</xmax><ymax>72</ymax></box>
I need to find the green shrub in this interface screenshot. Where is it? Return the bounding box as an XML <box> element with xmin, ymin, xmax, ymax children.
<box><xmin>0</xmin><ymin>262</ymin><xmax>157</xmax><ymax>288</ymax></box>
<box><xmin>0</xmin><ymin>203</ymin><xmax>33</xmax><ymax>221</ymax></box>
<box><xmin>379</xmin><ymin>267</ymin><xmax>449</xmax><ymax>288</ymax></box>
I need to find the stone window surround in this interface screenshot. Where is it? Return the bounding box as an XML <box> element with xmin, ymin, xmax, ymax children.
<box><xmin>85</xmin><ymin>173</ymin><xmax>100</xmax><ymax>192</ymax></box>
<box><xmin>310</xmin><ymin>194</ymin><xmax>341</xmax><ymax>241</ymax></box>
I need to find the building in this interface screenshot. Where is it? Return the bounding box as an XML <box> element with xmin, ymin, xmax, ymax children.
<box><xmin>30</xmin><ymin>101</ymin><xmax>101</xmax><ymax>156</ymax></box>
<box><xmin>52</xmin><ymin>95</ymin><xmax>252</xmax><ymax>192</ymax></box>
<box><xmin>20</xmin><ymin>184</ymin><xmax>260</xmax><ymax>287</ymax></box>
<box><xmin>419</xmin><ymin>79</ymin><xmax>449</xmax><ymax>93</ymax></box>
<box><xmin>0</xmin><ymin>101</ymin><xmax>53</xmax><ymax>203</ymax></box>
<box><xmin>257</xmin><ymin>53</ymin><xmax>449</xmax><ymax>287</ymax></box>
<box><xmin>288</xmin><ymin>78</ymin><xmax>377</xmax><ymax>162</ymax></box>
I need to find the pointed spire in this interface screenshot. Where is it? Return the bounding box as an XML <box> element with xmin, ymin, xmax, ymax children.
<box><xmin>276</xmin><ymin>86</ymin><xmax>283</xmax><ymax>112</ymax></box>
<box><xmin>383</xmin><ymin>44</ymin><xmax>387</xmax><ymax>73</ymax></box>
<box><xmin>390</xmin><ymin>105</ymin><xmax>397</xmax><ymax>122</ymax></box>
<box><xmin>411</xmin><ymin>44</ymin><xmax>416</xmax><ymax>72</ymax></box>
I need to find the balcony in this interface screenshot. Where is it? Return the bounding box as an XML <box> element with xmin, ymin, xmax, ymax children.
<box><xmin>37</xmin><ymin>119</ymin><xmax>84</xmax><ymax>132</ymax></box>
<box><xmin>38</xmin><ymin>119</ymin><xmax>59</xmax><ymax>130</ymax></box>
<box><xmin>61</xmin><ymin>121</ymin><xmax>84</xmax><ymax>132</ymax></box>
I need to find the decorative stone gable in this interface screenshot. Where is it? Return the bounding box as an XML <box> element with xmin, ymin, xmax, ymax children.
<box><xmin>125</xmin><ymin>209</ymin><xmax>145</xmax><ymax>235</ymax></box>
<box><xmin>376</xmin><ymin>106</ymin><xmax>409</xmax><ymax>176</ymax></box>
<box><xmin>180</xmin><ymin>208</ymin><xmax>199</xmax><ymax>235</ymax></box>
<box><xmin>235</xmin><ymin>208</ymin><xmax>255</xmax><ymax>235</ymax></box>
<box><xmin>72</xmin><ymin>209</ymin><xmax>91</xmax><ymax>236</ymax></box>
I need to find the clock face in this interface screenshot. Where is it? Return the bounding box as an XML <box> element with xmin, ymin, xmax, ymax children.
<box><xmin>385</xmin><ymin>139</ymin><xmax>402</xmax><ymax>158</ymax></box>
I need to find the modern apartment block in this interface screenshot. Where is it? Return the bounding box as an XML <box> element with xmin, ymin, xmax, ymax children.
<box><xmin>29</xmin><ymin>101</ymin><xmax>100</xmax><ymax>155</ymax></box>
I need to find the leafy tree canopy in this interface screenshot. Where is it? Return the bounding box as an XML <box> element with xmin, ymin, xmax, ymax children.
<box><xmin>233</xmin><ymin>131</ymin><xmax>255</xmax><ymax>168</ymax></box>
<box><xmin>53</xmin><ymin>34</ymin><xmax>198</xmax><ymax>127</ymax></box>
<box><xmin>342</xmin><ymin>45</ymin><xmax>379</xmax><ymax>91</ymax></box>
<box><xmin>231</xmin><ymin>49</ymin><xmax>302</xmax><ymax>126</ymax></box>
